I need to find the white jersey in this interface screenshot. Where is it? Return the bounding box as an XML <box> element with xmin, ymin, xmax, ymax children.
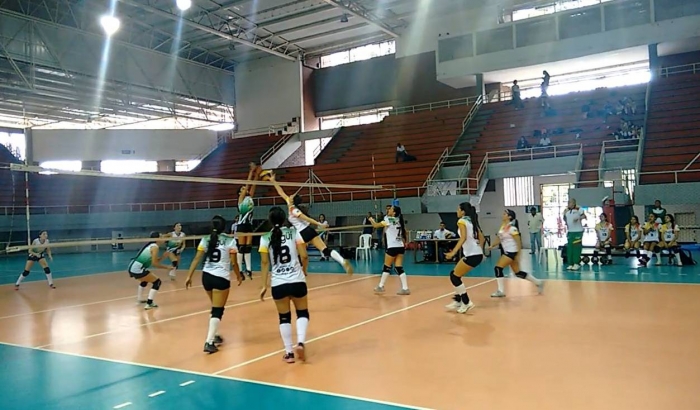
<box><xmin>259</xmin><ymin>227</ymin><xmax>306</xmax><ymax>287</ymax></box>
<box><xmin>564</xmin><ymin>208</ymin><xmax>585</xmax><ymax>232</ymax></box>
<box><xmin>661</xmin><ymin>223</ymin><xmax>680</xmax><ymax>243</ymax></box>
<box><xmin>498</xmin><ymin>223</ymin><xmax>520</xmax><ymax>253</ymax></box>
<box><xmin>288</xmin><ymin>204</ymin><xmax>310</xmax><ymax>232</ymax></box>
<box><xmin>595</xmin><ymin>222</ymin><xmax>613</xmax><ymax>243</ymax></box>
<box><xmin>30</xmin><ymin>238</ymin><xmax>49</xmax><ymax>255</ymax></box>
<box><xmin>197</xmin><ymin>234</ymin><xmax>238</xmax><ymax>281</ymax></box>
<box><xmin>381</xmin><ymin>216</ymin><xmax>405</xmax><ymax>249</ymax></box>
<box><xmin>166</xmin><ymin>231</ymin><xmax>186</xmax><ymax>251</ymax></box>
<box><xmin>626</xmin><ymin>224</ymin><xmax>641</xmax><ymax>242</ymax></box>
<box><xmin>643</xmin><ymin>221</ymin><xmax>660</xmax><ymax>242</ymax></box>
<box><xmin>457</xmin><ymin>217</ymin><xmax>482</xmax><ymax>256</ymax></box>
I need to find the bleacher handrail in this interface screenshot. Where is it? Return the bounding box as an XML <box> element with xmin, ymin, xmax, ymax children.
<box><xmin>460</xmin><ymin>94</ymin><xmax>483</xmax><ymax>139</ymax></box>
<box><xmin>656</xmin><ymin>62</ymin><xmax>700</xmax><ymax>78</ymax></box>
<box><xmin>260</xmin><ymin>132</ymin><xmax>296</xmax><ymax>164</ymax></box>
<box><xmin>422</xmin><ymin>147</ymin><xmax>450</xmax><ymax>188</ymax></box>
<box><xmin>636</xmin><ymin>77</ymin><xmax>652</xmax><ymax>185</ymax></box>
<box><xmin>485</xmin><ymin>143</ymin><xmax>581</xmax><ymax>162</ymax></box>
<box><xmin>389</xmin><ymin>95</ymin><xmax>480</xmax><ymax>116</ymax></box>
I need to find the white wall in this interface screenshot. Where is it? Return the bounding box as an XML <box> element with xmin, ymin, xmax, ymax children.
<box><xmin>478</xmin><ymin>175</ymin><xmax>576</xmax><ymax>247</ymax></box>
<box><xmin>235</xmin><ymin>57</ymin><xmax>303</xmax><ymax>133</ymax></box>
<box><xmin>437</xmin><ymin>13</ymin><xmax>700</xmax><ymax>81</ymax></box>
<box><xmin>32</xmin><ymin>129</ymin><xmax>218</xmax><ymax>162</ymax></box>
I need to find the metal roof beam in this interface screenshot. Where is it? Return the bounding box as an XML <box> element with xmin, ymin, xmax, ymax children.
<box><xmin>320</xmin><ymin>0</ymin><xmax>402</xmax><ymax>38</ymax></box>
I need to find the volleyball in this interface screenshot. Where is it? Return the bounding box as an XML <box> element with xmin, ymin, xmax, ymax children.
<box><xmin>260</xmin><ymin>170</ymin><xmax>273</xmax><ymax>180</ymax></box>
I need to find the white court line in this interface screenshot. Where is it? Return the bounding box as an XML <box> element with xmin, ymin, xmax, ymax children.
<box><xmin>213</xmin><ymin>279</ymin><xmax>495</xmax><ymax>374</ymax></box>
<box><xmin>179</xmin><ymin>380</ymin><xmax>195</xmax><ymax>387</ymax></box>
<box><xmin>0</xmin><ymin>284</ymin><xmax>205</xmax><ymax>321</ymax></box>
<box><xmin>35</xmin><ymin>275</ymin><xmax>374</xmax><ymax>349</ymax></box>
<box><xmin>112</xmin><ymin>402</ymin><xmax>132</xmax><ymax>409</ymax></box>
<box><xmin>148</xmin><ymin>390</ymin><xmax>166</xmax><ymax>398</ymax></box>
<box><xmin>0</xmin><ymin>267</ymin><xmax>128</xmax><ymax>287</ymax></box>
<box><xmin>0</xmin><ymin>340</ymin><xmax>431</xmax><ymax>410</ymax></box>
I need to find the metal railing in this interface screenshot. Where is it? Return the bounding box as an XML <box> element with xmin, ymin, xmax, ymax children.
<box><xmin>422</xmin><ymin>148</ymin><xmax>450</xmax><ymax>188</ymax></box>
<box><xmin>486</xmin><ymin>143</ymin><xmax>581</xmax><ymax>163</ymax></box>
<box><xmin>600</xmin><ymin>138</ymin><xmax>641</xmax><ymax>183</ymax></box>
<box><xmin>389</xmin><ymin>95</ymin><xmax>481</xmax><ymax>116</ymax></box>
<box><xmin>460</xmin><ymin>94</ymin><xmax>483</xmax><ymax>135</ymax></box>
<box><xmin>260</xmin><ymin>132</ymin><xmax>296</xmax><ymax>164</ymax></box>
<box><xmin>657</xmin><ymin>62</ymin><xmax>700</xmax><ymax>78</ymax></box>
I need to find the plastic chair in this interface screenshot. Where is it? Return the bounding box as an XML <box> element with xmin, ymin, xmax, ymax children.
<box><xmin>355</xmin><ymin>234</ymin><xmax>373</xmax><ymax>261</ymax></box>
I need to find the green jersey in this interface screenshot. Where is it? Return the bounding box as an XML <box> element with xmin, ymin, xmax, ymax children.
<box><xmin>128</xmin><ymin>243</ymin><xmax>158</xmax><ymax>274</ymax></box>
<box><xmin>238</xmin><ymin>196</ymin><xmax>254</xmax><ymax>224</ymax></box>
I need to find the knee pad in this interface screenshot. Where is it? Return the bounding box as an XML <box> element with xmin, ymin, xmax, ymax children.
<box><xmin>22</xmin><ymin>270</ymin><xmax>29</xmax><ymax>277</ymax></box>
<box><xmin>322</xmin><ymin>248</ymin><xmax>332</xmax><ymax>257</ymax></box>
<box><xmin>382</xmin><ymin>265</ymin><xmax>392</xmax><ymax>274</ymax></box>
<box><xmin>296</xmin><ymin>309</ymin><xmax>309</xmax><ymax>320</ymax></box>
<box><xmin>395</xmin><ymin>266</ymin><xmax>405</xmax><ymax>275</ymax></box>
<box><xmin>515</xmin><ymin>271</ymin><xmax>527</xmax><ymax>279</ymax></box>
<box><xmin>593</xmin><ymin>250</ymin><xmax>599</xmax><ymax>257</ymax></box>
<box><xmin>494</xmin><ymin>266</ymin><xmax>505</xmax><ymax>278</ymax></box>
<box><xmin>449</xmin><ymin>271</ymin><xmax>462</xmax><ymax>287</ymax></box>
<box><xmin>152</xmin><ymin>278</ymin><xmax>162</xmax><ymax>290</ymax></box>
<box><xmin>43</xmin><ymin>267</ymin><xmax>51</xmax><ymax>274</ymax></box>
<box><xmin>653</xmin><ymin>246</ymin><xmax>661</xmax><ymax>254</ymax></box>
<box><xmin>624</xmin><ymin>250</ymin><xmax>630</xmax><ymax>258</ymax></box>
<box><xmin>211</xmin><ymin>306</ymin><xmax>225</xmax><ymax>320</ymax></box>
<box><xmin>172</xmin><ymin>260</ymin><xmax>179</xmax><ymax>268</ymax></box>
<box><xmin>139</xmin><ymin>281</ymin><xmax>148</xmax><ymax>288</ymax></box>
<box><xmin>279</xmin><ymin>311</ymin><xmax>292</xmax><ymax>324</ymax></box>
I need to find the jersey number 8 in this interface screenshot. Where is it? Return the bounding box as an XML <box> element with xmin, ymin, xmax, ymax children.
<box><xmin>279</xmin><ymin>246</ymin><xmax>292</xmax><ymax>264</ymax></box>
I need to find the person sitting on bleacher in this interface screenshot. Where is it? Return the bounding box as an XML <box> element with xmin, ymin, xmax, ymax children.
<box><xmin>396</xmin><ymin>143</ymin><xmax>417</xmax><ymax>162</ymax></box>
<box><xmin>594</xmin><ymin>213</ymin><xmax>614</xmax><ymax>265</ymax></box>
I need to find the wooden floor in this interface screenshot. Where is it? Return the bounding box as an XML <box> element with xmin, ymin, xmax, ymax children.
<box><xmin>2</xmin><ymin>251</ymin><xmax>700</xmax><ymax>410</ymax></box>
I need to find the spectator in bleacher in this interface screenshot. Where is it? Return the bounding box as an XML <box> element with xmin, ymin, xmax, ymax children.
<box><xmin>527</xmin><ymin>207</ymin><xmax>544</xmax><ymax>254</ymax></box>
<box><xmin>651</xmin><ymin>200</ymin><xmax>666</xmax><ymax>223</ymax></box>
<box><xmin>396</xmin><ymin>143</ymin><xmax>417</xmax><ymax>162</ymax></box>
<box><xmin>509</xmin><ymin>80</ymin><xmax>524</xmax><ymax>109</ymax></box>
<box><xmin>538</xmin><ymin>134</ymin><xmax>551</xmax><ymax>147</ymax></box>
<box><xmin>516</xmin><ymin>136</ymin><xmax>531</xmax><ymax>151</ymax></box>
<box><xmin>541</xmin><ymin>71</ymin><xmax>551</xmax><ymax>96</ymax></box>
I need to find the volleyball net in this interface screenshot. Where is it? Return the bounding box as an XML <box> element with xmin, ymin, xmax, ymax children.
<box><xmin>0</xmin><ymin>163</ymin><xmax>389</xmax><ymax>255</ymax></box>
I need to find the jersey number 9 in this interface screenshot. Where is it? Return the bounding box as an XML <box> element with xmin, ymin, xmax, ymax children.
<box><xmin>209</xmin><ymin>249</ymin><xmax>222</xmax><ymax>263</ymax></box>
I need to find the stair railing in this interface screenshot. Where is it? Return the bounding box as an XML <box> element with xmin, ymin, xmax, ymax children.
<box><xmin>260</xmin><ymin>132</ymin><xmax>296</xmax><ymax>165</ymax></box>
<box><xmin>422</xmin><ymin>147</ymin><xmax>450</xmax><ymax>188</ymax></box>
<box><xmin>451</xmin><ymin>94</ymin><xmax>483</xmax><ymax>155</ymax></box>
<box><xmin>635</xmin><ymin>77</ymin><xmax>652</xmax><ymax>184</ymax></box>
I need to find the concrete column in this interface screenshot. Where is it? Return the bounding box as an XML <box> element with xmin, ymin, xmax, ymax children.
<box><xmin>648</xmin><ymin>43</ymin><xmax>659</xmax><ymax>78</ymax></box>
<box><xmin>23</xmin><ymin>128</ymin><xmax>34</xmax><ymax>165</ymax></box>
<box><xmin>157</xmin><ymin>160</ymin><xmax>176</xmax><ymax>172</ymax></box>
<box><xmin>475</xmin><ymin>73</ymin><xmax>485</xmax><ymax>99</ymax></box>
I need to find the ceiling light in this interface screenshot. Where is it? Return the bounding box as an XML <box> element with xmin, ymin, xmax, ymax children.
<box><xmin>100</xmin><ymin>15</ymin><xmax>120</xmax><ymax>36</ymax></box>
<box><xmin>176</xmin><ymin>0</ymin><xmax>192</xmax><ymax>11</ymax></box>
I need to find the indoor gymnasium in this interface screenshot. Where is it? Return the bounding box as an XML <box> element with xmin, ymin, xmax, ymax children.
<box><xmin>2</xmin><ymin>0</ymin><xmax>700</xmax><ymax>409</ymax></box>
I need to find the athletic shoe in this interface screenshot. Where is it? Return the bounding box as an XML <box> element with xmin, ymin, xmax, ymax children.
<box><xmin>49</xmin><ymin>284</ymin><xmax>56</xmax><ymax>289</ymax></box>
<box><xmin>396</xmin><ymin>288</ymin><xmax>411</xmax><ymax>296</ymax></box>
<box><xmin>203</xmin><ymin>343</ymin><xmax>218</xmax><ymax>354</ymax></box>
<box><xmin>213</xmin><ymin>335</ymin><xmax>224</xmax><ymax>345</ymax></box>
<box><xmin>294</xmin><ymin>343</ymin><xmax>306</xmax><ymax>362</ymax></box>
<box><xmin>144</xmin><ymin>302</ymin><xmax>159</xmax><ymax>310</ymax></box>
<box><xmin>373</xmin><ymin>285</ymin><xmax>385</xmax><ymax>294</ymax></box>
<box><xmin>490</xmin><ymin>290</ymin><xmax>506</xmax><ymax>298</ymax></box>
<box><xmin>457</xmin><ymin>301</ymin><xmax>475</xmax><ymax>314</ymax></box>
<box><xmin>283</xmin><ymin>352</ymin><xmax>295</xmax><ymax>363</ymax></box>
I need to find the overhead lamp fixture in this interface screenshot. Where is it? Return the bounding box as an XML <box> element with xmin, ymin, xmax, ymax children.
<box><xmin>100</xmin><ymin>15</ymin><xmax>120</xmax><ymax>36</ymax></box>
<box><xmin>340</xmin><ymin>13</ymin><xmax>349</xmax><ymax>23</ymax></box>
<box><xmin>176</xmin><ymin>0</ymin><xmax>192</xmax><ymax>11</ymax></box>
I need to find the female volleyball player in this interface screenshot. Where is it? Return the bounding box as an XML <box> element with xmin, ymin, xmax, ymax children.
<box><xmin>259</xmin><ymin>207</ymin><xmax>310</xmax><ymax>363</ymax></box>
<box><xmin>563</xmin><ymin>198</ymin><xmax>586</xmax><ymax>270</ymax></box>
<box><xmin>128</xmin><ymin>232</ymin><xmax>170</xmax><ymax>310</ymax></box>
<box><xmin>594</xmin><ymin>213</ymin><xmax>614</xmax><ymax>265</ymax></box>
<box><xmin>444</xmin><ymin>202</ymin><xmax>484</xmax><ymax>314</ymax></box>
<box><xmin>367</xmin><ymin>205</ymin><xmax>410</xmax><ymax>295</ymax></box>
<box><xmin>15</xmin><ymin>230</ymin><xmax>55</xmax><ymax>290</ymax></box>
<box><xmin>488</xmin><ymin>210</ymin><xmax>544</xmax><ymax>298</ymax></box>
<box><xmin>640</xmin><ymin>213</ymin><xmax>660</xmax><ymax>267</ymax></box>
<box><xmin>317</xmin><ymin>214</ymin><xmax>330</xmax><ymax>260</ymax></box>
<box><xmin>163</xmin><ymin>223</ymin><xmax>186</xmax><ymax>280</ymax></box>
<box><xmin>659</xmin><ymin>214</ymin><xmax>682</xmax><ymax>266</ymax></box>
<box><xmin>265</xmin><ymin>172</ymin><xmax>352</xmax><ymax>275</ymax></box>
<box><xmin>185</xmin><ymin>215</ymin><xmax>242</xmax><ymax>354</ymax></box>
<box><xmin>236</xmin><ymin>162</ymin><xmax>262</xmax><ymax>280</ymax></box>
<box><xmin>624</xmin><ymin>215</ymin><xmax>642</xmax><ymax>259</ymax></box>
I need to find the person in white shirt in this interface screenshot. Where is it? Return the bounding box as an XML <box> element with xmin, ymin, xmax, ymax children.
<box><xmin>527</xmin><ymin>207</ymin><xmax>544</xmax><ymax>254</ymax></box>
<box><xmin>15</xmin><ymin>230</ymin><xmax>55</xmax><ymax>290</ymax></box>
<box><xmin>444</xmin><ymin>202</ymin><xmax>485</xmax><ymax>314</ymax></box>
<box><xmin>659</xmin><ymin>214</ymin><xmax>682</xmax><ymax>266</ymax></box>
<box><xmin>593</xmin><ymin>213</ymin><xmax>614</xmax><ymax>265</ymax></box>
<box><xmin>488</xmin><ymin>210</ymin><xmax>544</xmax><ymax>298</ymax></box>
<box><xmin>185</xmin><ymin>215</ymin><xmax>242</xmax><ymax>354</ymax></box>
<box><xmin>258</xmin><ymin>207</ymin><xmax>310</xmax><ymax>364</ymax></box>
<box><xmin>367</xmin><ymin>205</ymin><xmax>410</xmax><ymax>295</ymax></box>
<box><xmin>563</xmin><ymin>198</ymin><xmax>587</xmax><ymax>270</ymax></box>
<box><xmin>433</xmin><ymin>222</ymin><xmax>454</xmax><ymax>240</ymax></box>
<box><xmin>640</xmin><ymin>213</ymin><xmax>661</xmax><ymax>267</ymax></box>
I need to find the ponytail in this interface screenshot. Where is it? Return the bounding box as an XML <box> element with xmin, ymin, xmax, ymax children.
<box><xmin>205</xmin><ymin>215</ymin><xmax>227</xmax><ymax>264</ymax></box>
<box><xmin>466</xmin><ymin>204</ymin><xmax>481</xmax><ymax>239</ymax></box>
<box><xmin>393</xmin><ymin>206</ymin><xmax>407</xmax><ymax>243</ymax></box>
